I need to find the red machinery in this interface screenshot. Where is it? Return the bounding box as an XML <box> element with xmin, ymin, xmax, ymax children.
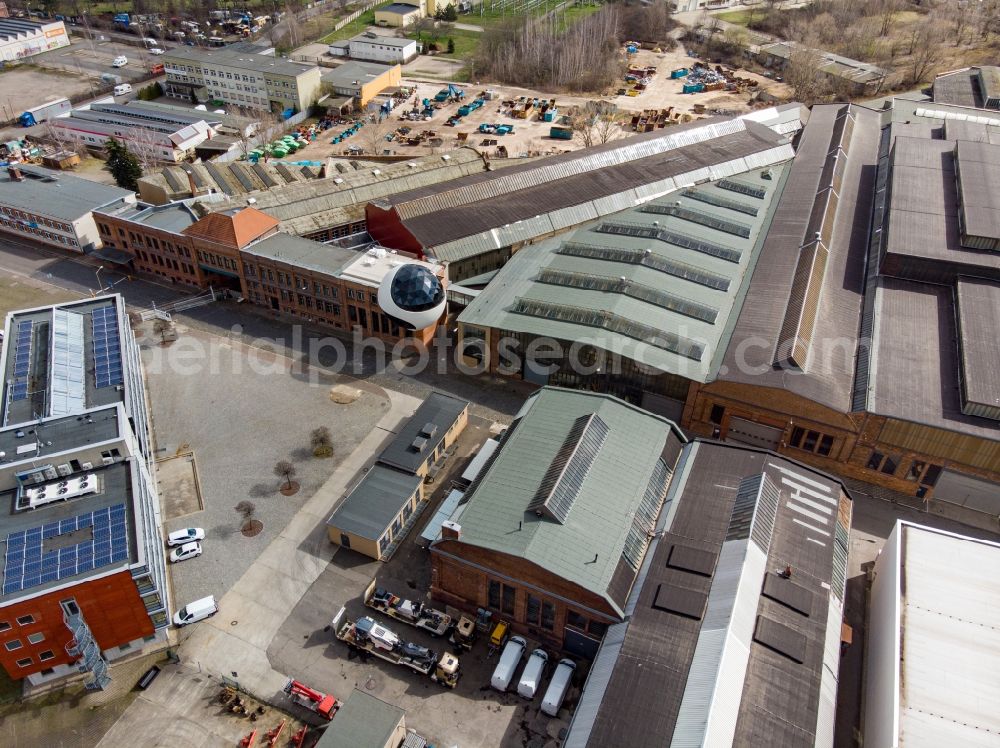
<box><xmin>282</xmin><ymin>679</ymin><xmax>340</xmax><ymax>720</ymax></box>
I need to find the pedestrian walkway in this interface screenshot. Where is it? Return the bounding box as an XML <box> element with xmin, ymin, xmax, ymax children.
<box><xmin>96</xmin><ymin>389</ymin><xmax>422</xmax><ymax>744</ymax></box>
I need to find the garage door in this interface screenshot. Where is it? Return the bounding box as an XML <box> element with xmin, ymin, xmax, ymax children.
<box><xmin>725</xmin><ymin>418</ymin><xmax>784</xmax><ymax>450</ymax></box>
<box><xmin>933</xmin><ymin>470</ymin><xmax>1000</xmax><ymax>514</ymax></box>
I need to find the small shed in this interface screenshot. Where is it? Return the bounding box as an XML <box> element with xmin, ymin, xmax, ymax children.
<box><xmin>314</xmin><ymin>689</ymin><xmax>406</xmax><ymax>748</ymax></box>
<box><xmin>374</xmin><ymin>3</ymin><xmax>422</xmax><ymax>27</ymax></box>
<box><xmin>326</xmin><ymin>464</ymin><xmax>422</xmax><ymax>561</ymax></box>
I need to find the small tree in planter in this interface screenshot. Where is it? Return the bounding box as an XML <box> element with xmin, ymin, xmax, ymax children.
<box><xmin>310</xmin><ymin>426</ymin><xmax>334</xmax><ymax>458</ymax></box>
<box><xmin>234</xmin><ymin>500</ymin><xmax>262</xmax><ymax>537</ymax></box>
<box><xmin>274</xmin><ymin>460</ymin><xmax>299</xmax><ymax>496</ymax></box>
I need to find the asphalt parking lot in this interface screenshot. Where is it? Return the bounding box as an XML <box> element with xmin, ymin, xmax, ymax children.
<box><xmin>141</xmin><ymin>323</ymin><xmax>390</xmax><ymax>612</ymax></box>
<box><xmin>32</xmin><ymin>37</ymin><xmax>162</xmax><ymax>81</ymax></box>
<box><xmin>265</xmin><ymin>417</ymin><xmax>581</xmax><ymax>748</ymax></box>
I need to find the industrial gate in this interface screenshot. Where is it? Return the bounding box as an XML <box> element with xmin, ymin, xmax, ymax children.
<box><xmin>725</xmin><ymin>418</ymin><xmax>784</xmax><ymax>450</ymax></box>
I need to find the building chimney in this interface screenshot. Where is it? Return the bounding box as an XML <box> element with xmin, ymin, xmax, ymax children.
<box><xmin>8</xmin><ymin>164</ymin><xmax>23</xmax><ymax>182</ymax></box>
<box><xmin>441</xmin><ymin>521</ymin><xmax>461</xmax><ymax>540</ymax></box>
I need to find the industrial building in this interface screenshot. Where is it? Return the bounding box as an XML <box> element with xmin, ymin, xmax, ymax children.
<box><xmin>162</xmin><ymin>46</ymin><xmax>322</xmax><ymax>113</ymax></box>
<box><xmin>865</xmin><ymin>521</ymin><xmax>1000</xmax><ymax>748</ymax></box>
<box><xmin>0</xmin><ymin>164</ymin><xmax>136</xmax><ymax>253</ymax></box>
<box><xmin>315</xmin><ymin>689</ymin><xmax>407</xmax><ymax>748</ymax></box>
<box><xmin>932</xmin><ymin>65</ymin><xmax>1000</xmax><ymax>110</ymax></box>
<box><xmin>136</xmin><ymin>159</ymin><xmax>326</xmax><ymax>205</ymax></box>
<box><xmin>366</xmin><ymin>114</ymin><xmax>798</xmax><ymax>280</ymax></box>
<box><xmin>756</xmin><ymin>42</ymin><xmax>887</xmax><ymax>95</ymax></box>
<box><xmin>321</xmin><ymin>60</ymin><xmax>402</xmax><ymax>108</ymax></box>
<box><xmin>327</xmin><ymin>392</ymin><xmax>469</xmax><ymax>560</ymax></box>
<box><xmin>564</xmin><ymin>440</ymin><xmax>852</xmax><ymax>748</ymax></box>
<box><xmin>374</xmin><ymin>3</ymin><xmax>422</xmax><ymax>27</ymax></box>
<box><xmin>0</xmin><ymin>296</ymin><xmax>167</xmax><ymax>690</ymax></box>
<box><xmin>430</xmin><ymin>387</ymin><xmax>685</xmax><ymax>657</ymax></box>
<box><xmin>0</xmin><ymin>18</ymin><xmax>68</xmax><ymax>61</ymax></box>
<box><xmin>457</xmin><ymin>158</ymin><xmax>789</xmax><ymax>419</ymax></box>
<box><xmin>329</xmin><ymin>34</ymin><xmax>419</xmax><ymax>65</ymax></box>
<box><xmin>49</xmin><ymin>101</ymin><xmax>214</xmax><ymax>164</ymax></box>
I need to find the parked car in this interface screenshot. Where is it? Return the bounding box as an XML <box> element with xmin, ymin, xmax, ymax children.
<box><xmin>173</xmin><ymin>595</ymin><xmax>217</xmax><ymax>626</ymax></box>
<box><xmin>169</xmin><ymin>541</ymin><xmax>202</xmax><ymax>563</ymax></box>
<box><xmin>167</xmin><ymin>527</ymin><xmax>205</xmax><ymax>546</ymax></box>
<box><xmin>111</xmin><ymin>55</ymin><xmax>128</xmax><ymax>67</ymax></box>
<box><xmin>148</xmin><ymin>47</ymin><xmax>164</xmax><ymax>55</ymax></box>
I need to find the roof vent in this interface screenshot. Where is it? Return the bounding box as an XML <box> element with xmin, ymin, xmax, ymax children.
<box><xmin>420</xmin><ymin>422</ymin><xmax>438</xmax><ymax>438</ymax></box>
<box><xmin>247</xmin><ymin>197</ymin><xmax>256</xmax><ymax>205</ymax></box>
<box><xmin>441</xmin><ymin>154</ymin><xmax>451</xmax><ymax>161</ymax></box>
<box><xmin>333</xmin><ymin>177</ymin><xmax>344</xmax><ymax>184</ymax></box>
<box><xmin>407</xmin><ymin>162</ymin><xmax>417</xmax><ymax>168</ymax></box>
<box><xmin>410</xmin><ymin>436</ymin><xmax>428</xmax><ymax>452</ymax></box>
<box><xmin>372</xmin><ymin>169</ymin><xmax>381</xmax><ymax>176</ymax></box>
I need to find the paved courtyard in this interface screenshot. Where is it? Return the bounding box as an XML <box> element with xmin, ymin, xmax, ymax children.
<box><xmin>141</xmin><ymin>322</ymin><xmax>390</xmax><ymax>608</ymax></box>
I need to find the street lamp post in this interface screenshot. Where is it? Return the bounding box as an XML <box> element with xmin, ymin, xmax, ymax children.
<box><xmin>95</xmin><ymin>265</ymin><xmax>105</xmax><ymax>294</ymax></box>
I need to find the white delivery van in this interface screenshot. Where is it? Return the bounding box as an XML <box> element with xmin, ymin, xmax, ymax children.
<box><xmin>111</xmin><ymin>55</ymin><xmax>128</xmax><ymax>68</ymax></box>
<box><xmin>490</xmin><ymin>635</ymin><xmax>526</xmax><ymax>692</ymax></box>
<box><xmin>113</xmin><ymin>83</ymin><xmax>132</xmax><ymax>96</ymax></box>
<box><xmin>172</xmin><ymin>595</ymin><xmax>218</xmax><ymax>626</ymax></box>
<box><xmin>541</xmin><ymin>658</ymin><xmax>576</xmax><ymax>716</ymax></box>
<box><xmin>517</xmin><ymin>647</ymin><xmax>549</xmax><ymax>699</ymax></box>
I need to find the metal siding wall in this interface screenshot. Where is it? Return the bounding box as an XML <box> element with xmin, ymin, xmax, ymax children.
<box><xmin>671</xmin><ymin>542</ymin><xmax>767</xmax><ymax>748</ymax></box>
<box><xmin>814</xmin><ymin>596</ymin><xmax>845</xmax><ymax>748</ymax></box>
<box><xmin>864</xmin><ymin>524</ymin><xmax>902</xmax><ymax>748</ymax></box>
<box><xmin>562</xmin><ymin>620</ymin><xmax>628</xmax><ymax>748</ymax></box>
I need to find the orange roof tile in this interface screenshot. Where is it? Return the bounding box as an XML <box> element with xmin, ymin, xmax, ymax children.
<box><xmin>183</xmin><ymin>207</ymin><xmax>279</xmax><ymax>248</ymax></box>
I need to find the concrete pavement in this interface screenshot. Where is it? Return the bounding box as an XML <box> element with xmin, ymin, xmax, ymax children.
<box><xmin>96</xmin><ymin>388</ymin><xmax>422</xmax><ymax>744</ymax></box>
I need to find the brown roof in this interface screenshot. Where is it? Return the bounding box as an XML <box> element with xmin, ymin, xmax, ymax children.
<box><xmin>182</xmin><ymin>206</ymin><xmax>279</xmax><ymax>248</ymax></box>
<box><xmin>718</xmin><ymin>104</ymin><xmax>879</xmax><ymax>412</ymax></box>
<box><xmin>375</xmin><ymin>118</ymin><xmax>789</xmax><ymax>250</ymax></box>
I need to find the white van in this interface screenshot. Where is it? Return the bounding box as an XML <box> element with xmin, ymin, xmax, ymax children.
<box><xmin>172</xmin><ymin>595</ymin><xmax>218</xmax><ymax>626</ymax></box>
<box><xmin>541</xmin><ymin>658</ymin><xmax>576</xmax><ymax>716</ymax></box>
<box><xmin>113</xmin><ymin>83</ymin><xmax>132</xmax><ymax>96</ymax></box>
<box><xmin>517</xmin><ymin>647</ymin><xmax>549</xmax><ymax>699</ymax></box>
<box><xmin>490</xmin><ymin>635</ymin><xmax>526</xmax><ymax>692</ymax></box>
<box><xmin>111</xmin><ymin>55</ymin><xmax>128</xmax><ymax>68</ymax></box>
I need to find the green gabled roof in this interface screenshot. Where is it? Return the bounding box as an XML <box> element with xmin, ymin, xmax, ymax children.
<box><xmin>446</xmin><ymin>387</ymin><xmax>684</xmax><ymax>616</ymax></box>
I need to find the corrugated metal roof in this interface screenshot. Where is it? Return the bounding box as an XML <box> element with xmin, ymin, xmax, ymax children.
<box><xmin>383</xmin><ymin>118</ymin><xmax>789</xmax><ymax>250</ymax></box>
<box><xmin>893</xmin><ymin>523</ymin><xmax>1000</xmax><ymax>748</ymax></box>
<box><xmin>458</xmin><ymin>163</ymin><xmax>788</xmax><ymax>382</ymax></box>
<box><xmin>570</xmin><ymin>442</ymin><xmax>850</xmax><ymax>748</ymax></box>
<box><xmin>433</xmin><ymin>387</ymin><xmax>684</xmax><ymax>614</ymax></box>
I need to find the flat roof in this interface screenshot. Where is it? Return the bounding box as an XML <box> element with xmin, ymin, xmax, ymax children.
<box><xmin>894</xmin><ymin>523</ymin><xmax>1000</xmax><ymax>747</ymax></box>
<box><xmin>0</xmin><ymin>164</ymin><xmax>133</xmax><ymax>223</ymax></box>
<box><xmin>241</xmin><ymin>232</ymin><xmax>357</xmax><ymax>276</ymax></box>
<box><xmin>436</xmin><ymin>387</ymin><xmax>684</xmax><ymax>615</ymax></box>
<box><xmin>933</xmin><ymin>68</ymin><xmax>981</xmax><ymax>109</ymax></box>
<box><xmin>0</xmin><ymin>460</ymin><xmax>140</xmax><ymax>603</ymax></box>
<box><xmin>378</xmin><ymin>3</ymin><xmax>421</xmax><ymax>13</ymax></box>
<box><xmin>955</xmin><ymin>139</ymin><xmax>1000</xmax><ymax>241</ymax></box>
<box><xmin>955</xmin><ymin>278</ymin><xmax>1000</xmax><ymax>419</ymax></box>
<box><xmin>315</xmin><ymin>689</ymin><xmax>404</xmax><ymax>748</ymax></box>
<box><xmin>322</xmin><ymin>61</ymin><xmax>397</xmax><ymax>89</ymax></box>
<box><xmin>0</xmin><ymin>406</ymin><xmax>121</xmax><ymax>470</ymax></box>
<box><xmin>338</xmin><ymin>247</ymin><xmax>442</xmax><ymax>289</ymax></box>
<box><xmin>1</xmin><ymin>297</ymin><xmax>127</xmax><ymax>428</ymax></box>
<box><xmin>458</xmin><ymin>162</ymin><xmax>788</xmax><ymax>383</ymax></box>
<box><xmin>570</xmin><ymin>440</ymin><xmax>851</xmax><ymax>747</ymax></box>
<box><xmin>377</xmin><ymin>392</ymin><xmax>468</xmax><ymax>474</ymax></box>
<box><xmin>869</xmin><ymin>278</ymin><xmax>1000</xmax><ymax>439</ymax></box>
<box><xmin>326</xmin><ymin>464</ymin><xmax>421</xmax><ymax>540</ymax></box>
<box><xmin>350</xmin><ymin>33</ymin><xmax>415</xmax><ymax>47</ymax></box>
<box><xmin>163</xmin><ymin>46</ymin><xmax>318</xmax><ymax>78</ymax></box>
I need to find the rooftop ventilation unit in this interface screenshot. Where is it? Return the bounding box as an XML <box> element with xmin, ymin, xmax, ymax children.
<box><xmin>419</xmin><ymin>422</ymin><xmax>438</xmax><ymax>439</ymax></box>
<box><xmin>410</xmin><ymin>436</ymin><xmax>428</xmax><ymax>452</ymax></box>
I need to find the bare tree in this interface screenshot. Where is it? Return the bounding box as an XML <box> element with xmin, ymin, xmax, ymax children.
<box><xmin>274</xmin><ymin>460</ymin><xmax>297</xmax><ymax>490</ymax></box>
<box><xmin>234</xmin><ymin>500</ymin><xmax>256</xmax><ymax>526</ymax></box>
<box><xmin>125</xmin><ymin>126</ymin><xmax>165</xmax><ymax>173</ymax></box>
<box><xmin>876</xmin><ymin>0</ymin><xmax>903</xmax><ymax>38</ymax></box>
<box><xmin>907</xmin><ymin>19</ymin><xmax>945</xmax><ymax>85</ymax></box>
<box><xmin>310</xmin><ymin>426</ymin><xmax>333</xmax><ymax>458</ymax></box>
<box><xmin>784</xmin><ymin>44</ymin><xmax>831</xmax><ymax>105</ymax></box>
<box><xmin>359</xmin><ymin>110</ymin><xmax>391</xmax><ymax>156</ymax></box>
<box><xmin>153</xmin><ymin>318</ymin><xmax>172</xmax><ymax>345</ymax></box>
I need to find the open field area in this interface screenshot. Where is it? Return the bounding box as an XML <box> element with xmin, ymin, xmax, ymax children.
<box><xmin>0</xmin><ymin>64</ymin><xmax>96</xmax><ymax>121</ymax></box>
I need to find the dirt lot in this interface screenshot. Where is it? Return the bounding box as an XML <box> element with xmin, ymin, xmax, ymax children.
<box><xmin>290</xmin><ymin>43</ymin><xmax>788</xmax><ymax>162</ymax></box>
<box><xmin>0</xmin><ymin>65</ymin><xmax>95</xmax><ymax>122</ymax></box>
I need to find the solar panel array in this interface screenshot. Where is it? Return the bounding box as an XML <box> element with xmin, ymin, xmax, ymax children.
<box><xmin>10</xmin><ymin>319</ymin><xmax>33</xmax><ymax>401</ymax></box>
<box><xmin>91</xmin><ymin>307</ymin><xmax>123</xmax><ymax>388</ymax></box>
<box><xmin>3</xmin><ymin>503</ymin><xmax>128</xmax><ymax>595</ymax></box>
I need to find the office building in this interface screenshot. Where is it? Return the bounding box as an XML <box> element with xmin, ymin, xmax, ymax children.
<box><xmin>0</xmin><ymin>296</ymin><xmax>167</xmax><ymax>690</ymax></box>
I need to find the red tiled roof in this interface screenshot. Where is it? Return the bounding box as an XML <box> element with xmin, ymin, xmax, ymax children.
<box><xmin>183</xmin><ymin>207</ymin><xmax>279</xmax><ymax>248</ymax></box>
